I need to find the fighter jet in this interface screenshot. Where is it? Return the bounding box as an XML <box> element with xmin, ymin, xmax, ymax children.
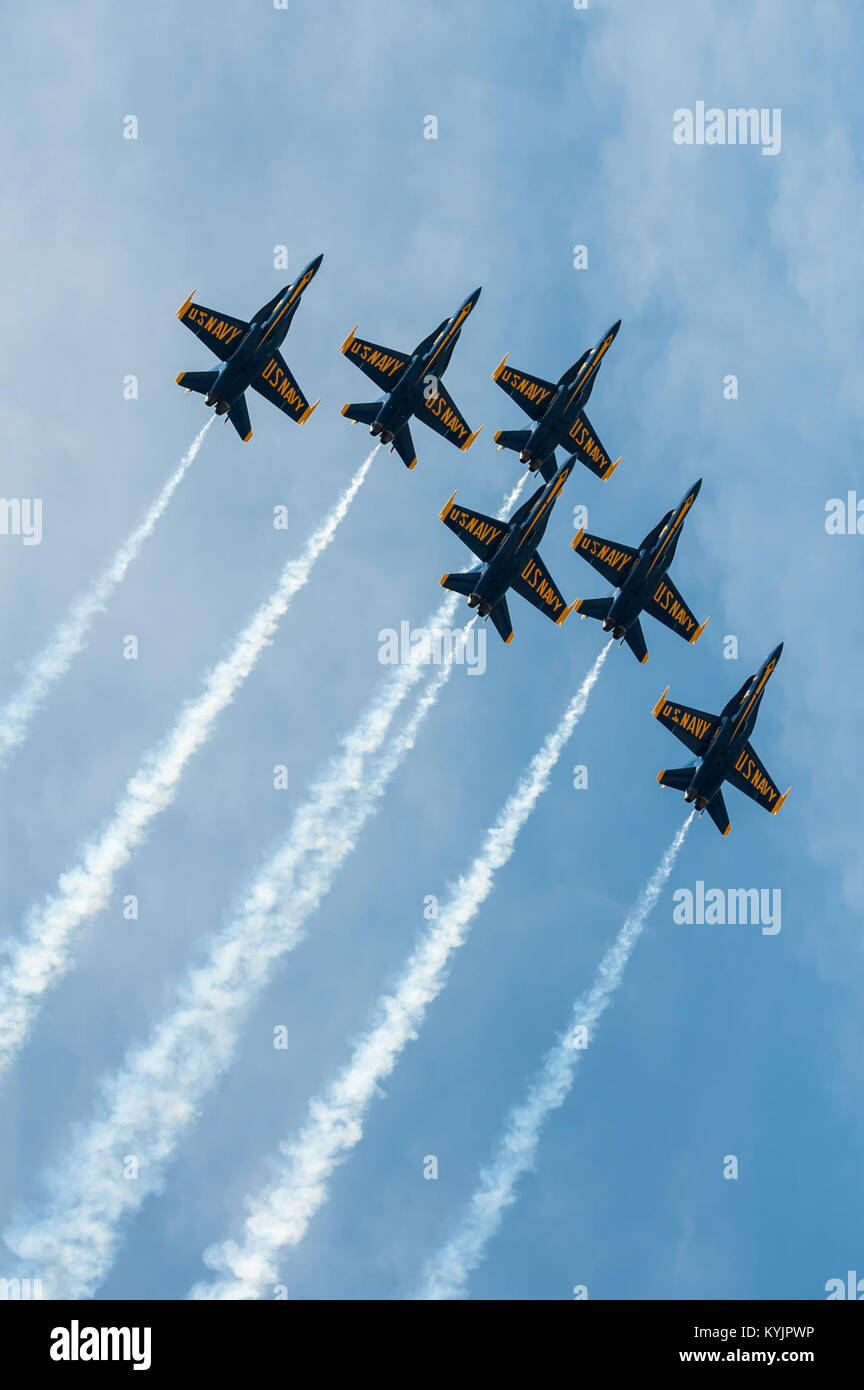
<box><xmin>570</xmin><ymin>480</ymin><xmax>709</xmax><ymax>664</ymax></box>
<box><xmin>491</xmin><ymin>320</ymin><xmax>622</xmax><ymax>483</ymax></box>
<box><xmin>653</xmin><ymin>644</ymin><xmax>790</xmax><ymax>836</ymax></box>
<box><xmin>339</xmin><ymin>289</ymin><xmax>483</xmax><ymax>469</ymax></box>
<box><xmin>438</xmin><ymin>460</ymin><xmax>577</xmax><ymax>644</ymax></box>
<box><xmin>175</xmin><ymin>254</ymin><xmax>323</xmax><ymax>442</ymax></box>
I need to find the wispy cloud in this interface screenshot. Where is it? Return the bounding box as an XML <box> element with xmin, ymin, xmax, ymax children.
<box><xmin>419</xmin><ymin>813</ymin><xmax>694</xmax><ymax>1300</ymax></box>
<box><xmin>190</xmin><ymin>644</ymin><xmax>611</xmax><ymax>1299</ymax></box>
<box><xmin>0</xmin><ymin>422</ymin><xmax>212</xmax><ymax>768</ymax></box>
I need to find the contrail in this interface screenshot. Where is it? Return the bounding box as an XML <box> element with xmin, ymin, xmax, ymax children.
<box><xmin>190</xmin><ymin>642</ymin><xmax>611</xmax><ymax>1299</ymax></box>
<box><xmin>0</xmin><ymin>448</ymin><xmax>377</xmax><ymax>1076</ymax></box>
<box><xmin>1</xmin><ymin>626</ymin><xmax>472</xmax><ymax>1299</ymax></box>
<box><xmin>1</xmin><ymin>475</ymin><xmax>524</xmax><ymax>1297</ymax></box>
<box><xmin>0</xmin><ymin>422</ymin><xmax>213</xmax><ymax>768</ymax></box>
<box><xmin>419</xmin><ymin>812</ymin><xmax>695</xmax><ymax>1300</ymax></box>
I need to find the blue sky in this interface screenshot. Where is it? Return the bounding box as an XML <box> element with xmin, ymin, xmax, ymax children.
<box><xmin>1</xmin><ymin>0</ymin><xmax>862</xmax><ymax>1300</ymax></box>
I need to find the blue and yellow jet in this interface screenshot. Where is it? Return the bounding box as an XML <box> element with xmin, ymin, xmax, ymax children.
<box><xmin>653</xmin><ymin>644</ymin><xmax>791</xmax><ymax>836</ymax></box>
<box><xmin>492</xmin><ymin>320</ymin><xmax>622</xmax><ymax>483</ymax></box>
<box><xmin>571</xmin><ymin>480</ymin><xmax>708</xmax><ymax>664</ymax></box>
<box><xmin>339</xmin><ymin>289</ymin><xmax>483</xmax><ymax>470</ymax></box>
<box><xmin>438</xmin><ymin>460</ymin><xmax>577</xmax><ymax>644</ymax></box>
<box><xmin>175</xmin><ymin>254</ymin><xmax>323</xmax><ymax>442</ymax></box>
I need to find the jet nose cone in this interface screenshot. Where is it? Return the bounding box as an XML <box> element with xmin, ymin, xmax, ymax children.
<box><xmin>770</xmin><ymin>641</ymin><xmax>784</xmax><ymax>662</ymax></box>
<box><xmin>310</xmin><ymin>253</ymin><xmax>324</xmax><ymax>271</ymax></box>
<box><xmin>608</xmin><ymin>318</ymin><xmax>622</xmax><ymax>338</ymax></box>
<box><xmin>690</xmin><ymin>478</ymin><xmax>703</xmax><ymax>497</ymax></box>
<box><xmin>465</xmin><ymin>287</ymin><xmax>482</xmax><ymax>308</ymax></box>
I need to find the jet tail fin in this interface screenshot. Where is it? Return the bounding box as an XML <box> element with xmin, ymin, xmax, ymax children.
<box><xmin>176</xmin><ymin>369</ymin><xmax>219</xmax><ymax>396</ymax></box>
<box><xmin>623</xmin><ymin>617</ymin><xmax>649</xmax><ymax>665</ymax></box>
<box><xmin>657</xmin><ymin>767</ymin><xmax>693</xmax><ymax>792</ymax></box>
<box><xmin>389</xmin><ymin>423</ymin><xmax>417</xmax><ymax>470</ymax></box>
<box><xmin>227</xmin><ymin>394</ymin><xmax>253</xmax><ymax>443</ymax></box>
<box><xmin>574</xmin><ymin>596</ymin><xmax>613</xmax><ymax>623</ymax></box>
<box><xmin>341</xmin><ymin>401</ymin><xmax>379</xmax><ymax>426</ymax></box>
<box><xmin>706</xmin><ymin>790</ymin><xmax>731</xmax><ymax>837</ymax></box>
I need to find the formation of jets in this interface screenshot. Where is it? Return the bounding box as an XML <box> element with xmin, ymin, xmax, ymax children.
<box><xmin>174</xmin><ymin>257</ymin><xmax>789</xmax><ymax>835</ymax></box>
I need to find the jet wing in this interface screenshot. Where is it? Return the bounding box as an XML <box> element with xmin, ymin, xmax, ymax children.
<box><xmin>340</xmin><ymin>328</ymin><xmax>410</xmax><ymax>390</ymax></box>
<box><xmin>440</xmin><ymin>492</ymin><xmax>507</xmax><ymax>561</ymax></box>
<box><xmin>511</xmin><ymin>550</ymin><xmax>575</xmax><ymax>626</ymax></box>
<box><xmin>492</xmin><ymin>356</ymin><xmax>557</xmax><ymax>421</ymax></box>
<box><xmin>177</xmin><ymin>293</ymin><xmax>249</xmax><ymax>361</ymax></box>
<box><xmin>418</xmin><ymin>381</ymin><xmax>481</xmax><ymax>451</ymax></box>
<box><xmin>572</xmin><ymin>528</ymin><xmax>638</xmax><ymax>585</ymax></box>
<box><xmin>253</xmin><ymin>352</ymin><xmax>319</xmax><ymax>425</ymax></box>
<box><xmin>560</xmin><ymin>410</ymin><xmax>619</xmax><ymax>480</ymax></box>
<box><xmin>643</xmin><ymin>574</ymin><xmax>708</xmax><ymax>644</ymax></box>
<box><xmin>726</xmin><ymin>742</ymin><xmax>791</xmax><ymax>816</ymax></box>
<box><xmin>652</xmin><ymin>689</ymin><xmax>720</xmax><ymax>756</ymax></box>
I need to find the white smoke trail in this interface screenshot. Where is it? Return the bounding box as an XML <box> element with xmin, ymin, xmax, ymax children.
<box><xmin>0</xmin><ymin>422</ymin><xmax>213</xmax><ymax>768</ymax></box>
<box><xmin>1</xmin><ymin>473</ymin><xmax>525</xmax><ymax>1297</ymax></box>
<box><xmin>190</xmin><ymin>643</ymin><xmax>611</xmax><ymax>1299</ymax></box>
<box><xmin>0</xmin><ymin>449</ymin><xmax>377</xmax><ymax>1076</ymax></box>
<box><xmin>419</xmin><ymin>812</ymin><xmax>695</xmax><ymax>1300</ymax></box>
<box><xmin>2</xmin><ymin>624</ymin><xmax>470</xmax><ymax>1299</ymax></box>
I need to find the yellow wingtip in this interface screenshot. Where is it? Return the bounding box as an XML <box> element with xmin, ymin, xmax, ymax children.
<box><xmin>461</xmin><ymin>425</ymin><xmax>483</xmax><ymax>452</ymax></box>
<box><xmin>440</xmin><ymin>490</ymin><xmax>458</xmax><ymax>522</ymax></box>
<box><xmin>492</xmin><ymin>353</ymin><xmax>510</xmax><ymax>382</ymax></box>
<box><xmin>653</xmin><ymin>687</ymin><xmax>670</xmax><ymax>719</ymax></box>
<box><xmin>640</xmin><ymin>651</ymin><xmax>650</xmax><ymax>665</ymax></box>
<box><xmin>504</xmin><ymin>630</ymin><xmax>514</xmax><ymax>645</ymax></box>
<box><xmin>691</xmin><ymin>616</ymin><xmax>710</xmax><ymax>645</ymax></box>
<box><xmin>772</xmin><ymin>787</ymin><xmax>791</xmax><ymax>816</ymax></box>
<box><xmin>571</xmin><ymin>526</ymin><xmax>586</xmax><ymax>550</ymax></box>
<box><xmin>242</xmin><ymin>430</ymin><xmax>253</xmax><ymax>443</ymax></box>
<box><xmin>657</xmin><ymin>770</ymin><xmax>666</xmax><ymax>784</ymax></box>
<box><xmin>722</xmin><ymin>824</ymin><xmax>732</xmax><ymax>837</ymax></box>
<box><xmin>340</xmin><ymin>325</ymin><xmax>359</xmax><ymax>355</ymax></box>
<box><xmin>177</xmin><ymin>290</ymin><xmax>196</xmax><ymax>320</ymax></box>
<box><xmin>176</xmin><ymin>372</ymin><xmax>186</xmax><ymax>385</ymax></box>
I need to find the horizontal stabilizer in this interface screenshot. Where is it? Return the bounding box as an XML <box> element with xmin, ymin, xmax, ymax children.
<box><xmin>573</xmin><ymin>596</ymin><xmax>613</xmax><ymax>623</ymax></box>
<box><xmin>341</xmin><ymin>401</ymin><xmax>380</xmax><ymax>426</ymax></box>
<box><xmin>706</xmin><ymin>790</ymin><xmax>731</xmax><ymax>837</ymax></box>
<box><xmin>657</xmin><ymin>766</ymin><xmax>693</xmax><ymax>792</ymax></box>
<box><xmin>176</xmin><ymin>369</ymin><xmax>219</xmax><ymax>396</ymax></box>
<box><xmin>623</xmin><ymin>618</ymin><xmax>649</xmax><ymax>665</ymax></box>
<box><xmin>439</xmin><ymin>570</ymin><xmax>482</xmax><ymax>598</ymax></box>
<box><xmin>493</xmin><ymin>428</ymin><xmax>531</xmax><ymax>455</ymax></box>
<box><xmin>489</xmin><ymin>596</ymin><xmax>514</xmax><ymax>644</ymax></box>
<box><xmin>390</xmin><ymin>423</ymin><xmax>417</xmax><ymax>470</ymax></box>
<box><xmin>227</xmin><ymin>394</ymin><xmax>252</xmax><ymax>443</ymax></box>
